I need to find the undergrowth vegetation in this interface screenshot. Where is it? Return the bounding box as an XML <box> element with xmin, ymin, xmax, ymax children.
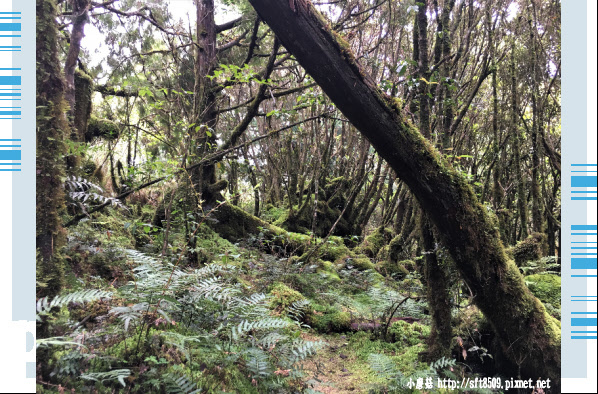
<box><xmin>36</xmin><ymin>199</ymin><xmax>561</xmax><ymax>392</ymax></box>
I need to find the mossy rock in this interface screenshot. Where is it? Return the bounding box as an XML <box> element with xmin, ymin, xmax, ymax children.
<box><xmin>357</xmin><ymin>226</ymin><xmax>393</xmax><ymax>258</ymax></box>
<box><xmin>345</xmin><ymin>256</ymin><xmax>375</xmax><ymax>271</ymax></box>
<box><xmin>525</xmin><ymin>274</ymin><xmax>561</xmax><ymax>309</ymax></box>
<box><xmin>268</xmin><ymin>282</ymin><xmax>305</xmax><ymax>313</ymax></box>
<box><xmin>513</xmin><ymin>232</ymin><xmax>547</xmax><ymax>266</ymax></box>
<box><xmin>306</xmin><ymin>304</ymin><xmax>352</xmax><ymax>333</ymax></box>
<box><xmin>315</xmin><ymin>261</ymin><xmax>342</xmax><ymax>283</ymax></box>
<box><xmin>376</xmin><ymin>260</ymin><xmax>409</xmax><ymax>279</ymax></box>
<box><xmin>388</xmin><ymin>320</ymin><xmax>431</xmax><ymax>347</ymax></box>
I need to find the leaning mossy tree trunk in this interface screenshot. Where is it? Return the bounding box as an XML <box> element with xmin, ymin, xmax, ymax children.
<box><xmin>247</xmin><ymin>0</ymin><xmax>560</xmax><ymax>386</ymax></box>
<box><xmin>36</xmin><ymin>0</ymin><xmax>68</xmax><ymax>299</ymax></box>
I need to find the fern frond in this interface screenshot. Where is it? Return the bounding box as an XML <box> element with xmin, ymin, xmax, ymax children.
<box><xmin>109</xmin><ymin>303</ymin><xmax>148</xmax><ymax>331</ymax></box>
<box><xmin>368</xmin><ymin>353</ymin><xmax>402</xmax><ymax>380</ymax></box>
<box><xmin>37</xmin><ymin>289</ymin><xmax>112</xmax><ymax>317</ymax></box>
<box><xmin>244</xmin><ymin>347</ymin><xmax>271</xmax><ymax>379</ymax></box>
<box><xmin>232</xmin><ymin>318</ymin><xmax>291</xmax><ymax>340</ymax></box>
<box><xmin>164</xmin><ymin>373</ymin><xmax>202</xmax><ymax>394</ymax></box>
<box><xmin>36</xmin><ymin>337</ymin><xmax>86</xmax><ymax>349</ymax></box>
<box><xmin>80</xmin><ymin>369</ymin><xmax>131</xmax><ymax>388</ymax></box>
<box><xmin>287</xmin><ymin>299</ymin><xmax>311</xmax><ymax>322</ymax></box>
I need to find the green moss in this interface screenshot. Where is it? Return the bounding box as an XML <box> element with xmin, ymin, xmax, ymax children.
<box><xmin>307</xmin><ymin>304</ymin><xmax>352</xmax><ymax>333</ymax></box>
<box><xmin>316</xmin><ymin>265</ymin><xmax>342</xmax><ymax>283</ymax></box>
<box><xmin>73</xmin><ymin>69</ymin><xmax>93</xmax><ymax>138</ymax></box>
<box><xmin>86</xmin><ymin>115</ymin><xmax>120</xmax><ymax>142</ymax></box>
<box><xmin>376</xmin><ymin>235</ymin><xmax>403</xmax><ymax>263</ymax></box>
<box><xmin>268</xmin><ymin>282</ymin><xmax>305</xmax><ymax>312</ymax></box>
<box><xmin>513</xmin><ymin>232</ymin><xmax>547</xmax><ymax>266</ymax></box>
<box><xmin>388</xmin><ymin>321</ymin><xmax>431</xmax><ymax>347</ymax></box>
<box><xmin>525</xmin><ymin>274</ymin><xmax>561</xmax><ymax>308</ymax></box>
<box><xmin>358</xmin><ymin>226</ymin><xmax>393</xmax><ymax>257</ymax></box>
<box><xmin>347</xmin><ymin>331</ymin><xmax>428</xmax><ymax>376</ymax></box>
<box><xmin>376</xmin><ymin>260</ymin><xmax>409</xmax><ymax>279</ymax></box>
<box><xmin>345</xmin><ymin>256</ymin><xmax>375</xmax><ymax>271</ymax></box>
<box><xmin>395</xmin><ymin>344</ymin><xmax>428</xmax><ymax>376</ymax></box>
<box><xmin>400</xmin><ymin>259</ymin><xmax>417</xmax><ymax>272</ymax></box>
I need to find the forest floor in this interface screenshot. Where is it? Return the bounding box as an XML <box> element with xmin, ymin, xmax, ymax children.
<box><xmin>36</xmin><ymin>205</ymin><xmax>561</xmax><ymax>393</ymax></box>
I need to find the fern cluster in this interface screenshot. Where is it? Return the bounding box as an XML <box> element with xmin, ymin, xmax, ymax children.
<box><xmin>37</xmin><ymin>249</ymin><xmax>322</xmax><ymax>392</ymax></box>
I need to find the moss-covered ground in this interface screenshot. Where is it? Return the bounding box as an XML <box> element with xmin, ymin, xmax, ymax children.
<box><xmin>37</xmin><ymin>201</ymin><xmax>561</xmax><ymax>393</ymax></box>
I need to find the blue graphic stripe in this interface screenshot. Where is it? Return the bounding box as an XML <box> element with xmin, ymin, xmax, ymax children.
<box><xmin>0</xmin><ymin>76</ymin><xmax>21</xmax><ymax>85</ymax></box>
<box><xmin>572</xmin><ymin>318</ymin><xmax>598</xmax><ymax>326</ymax></box>
<box><xmin>572</xmin><ymin>176</ymin><xmax>598</xmax><ymax>187</ymax></box>
<box><xmin>0</xmin><ymin>23</ymin><xmax>20</xmax><ymax>31</ymax></box>
<box><xmin>572</xmin><ymin>225</ymin><xmax>598</xmax><ymax>230</ymax></box>
<box><xmin>0</xmin><ymin>150</ymin><xmax>21</xmax><ymax>160</ymax></box>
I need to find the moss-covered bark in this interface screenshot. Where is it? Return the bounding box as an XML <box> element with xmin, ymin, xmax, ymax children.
<box><xmin>74</xmin><ymin>69</ymin><xmax>93</xmax><ymax>140</ymax></box>
<box><xmin>36</xmin><ymin>0</ymin><xmax>69</xmax><ymax>381</ymax></box>
<box><xmin>247</xmin><ymin>0</ymin><xmax>560</xmax><ymax>386</ymax></box>
<box><xmin>36</xmin><ymin>0</ymin><xmax>68</xmax><ymax>299</ymax></box>
<box><xmin>421</xmin><ymin>216</ymin><xmax>452</xmax><ymax>360</ymax></box>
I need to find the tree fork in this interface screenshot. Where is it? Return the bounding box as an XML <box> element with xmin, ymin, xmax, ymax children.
<box><xmin>247</xmin><ymin>0</ymin><xmax>560</xmax><ymax>385</ymax></box>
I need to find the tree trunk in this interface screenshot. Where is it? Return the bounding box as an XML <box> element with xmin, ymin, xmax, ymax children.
<box><xmin>421</xmin><ymin>213</ymin><xmax>452</xmax><ymax>360</ymax></box>
<box><xmin>511</xmin><ymin>45</ymin><xmax>529</xmax><ymax>240</ymax></box>
<box><xmin>37</xmin><ymin>0</ymin><xmax>69</xmax><ymax>380</ymax></box>
<box><xmin>191</xmin><ymin>0</ymin><xmax>224</xmax><ymax>209</ymax></box>
<box><xmin>64</xmin><ymin>0</ymin><xmax>91</xmax><ymax>169</ymax></box>
<box><xmin>36</xmin><ymin>0</ymin><xmax>69</xmax><ymax>299</ymax></box>
<box><xmin>247</xmin><ymin>0</ymin><xmax>560</xmax><ymax>385</ymax></box>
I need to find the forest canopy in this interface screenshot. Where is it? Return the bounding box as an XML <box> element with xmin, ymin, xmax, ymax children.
<box><xmin>36</xmin><ymin>0</ymin><xmax>562</xmax><ymax>392</ymax></box>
